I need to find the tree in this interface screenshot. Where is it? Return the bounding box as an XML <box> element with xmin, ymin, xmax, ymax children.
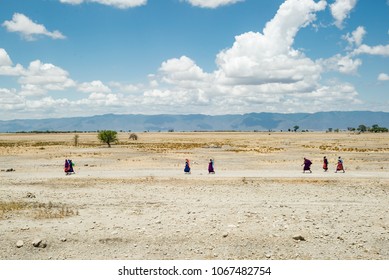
<box><xmin>370</xmin><ymin>124</ymin><xmax>379</xmax><ymax>132</ymax></box>
<box><xmin>357</xmin><ymin>124</ymin><xmax>367</xmax><ymax>133</ymax></box>
<box><xmin>293</xmin><ymin>125</ymin><xmax>299</xmax><ymax>132</ymax></box>
<box><xmin>369</xmin><ymin>124</ymin><xmax>388</xmax><ymax>133</ymax></box>
<box><xmin>98</xmin><ymin>130</ymin><xmax>118</xmax><ymax>147</ymax></box>
<box><xmin>73</xmin><ymin>134</ymin><xmax>79</xmax><ymax>147</ymax></box>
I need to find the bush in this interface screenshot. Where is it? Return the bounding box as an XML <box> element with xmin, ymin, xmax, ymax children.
<box><xmin>129</xmin><ymin>133</ymin><xmax>138</xmax><ymax>140</ymax></box>
<box><xmin>98</xmin><ymin>130</ymin><xmax>118</xmax><ymax>147</ymax></box>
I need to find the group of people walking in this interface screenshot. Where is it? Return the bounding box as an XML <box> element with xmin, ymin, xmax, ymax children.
<box><xmin>303</xmin><ymin>156</ymin><xmax>345</xmax><ymax>173</ymax></box>
<box><xmin>184</xmin><ymin>158</ymin><xmax>215</xmax><ymax>174</ymax></box>
<box><xmin>64</xmin><ymin>156</ymin><xmax>345</xmax><ymax>176</ymax></box>
<box><xmin>185</xmin><ymin>156</ymin><xmax>345</xmax><ymax>175</ymax></box>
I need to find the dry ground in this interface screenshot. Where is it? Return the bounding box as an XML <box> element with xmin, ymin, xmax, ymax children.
<box><xmin>0</xmin><ymin>132</ymin><xmax>388</xmax><ymax>260</ymax></box>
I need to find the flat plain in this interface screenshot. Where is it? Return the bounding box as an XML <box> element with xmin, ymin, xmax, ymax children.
<box><xmin>1</xmin><ymin>132</ymin><xmax>388</xmax><ymax>260</ymax></box>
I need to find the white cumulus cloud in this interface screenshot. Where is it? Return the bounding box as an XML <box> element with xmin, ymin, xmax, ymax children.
<box><xmin>109</xmin><ymin>82</ymin><xmax>141</xmax><ymax>93</ymax></box>
<box><xmin>0</xmin><ymin>49</ymin><xmax>13</xmax><ymax>66</ymax></box>
<box><xmin>159</xmin><ymin>56</ymin><xmax>212</xmax><ymax>88</ymax></box>
<box><xmin>352</xmin><ymin>44</ymin><xmax>389</xmax><ymax>56</ymax></box>
<box><xmin>59</xmin><ymin>0</ymin><xmax>147</xmax><ymax>9</ymax></box>
<box><xmin>0</xmin><ymin>48</ymin><xmax>25</xmax><ymax>76</ymax></box>
<box><xmin>378</xmin><ymin>73</ymin><xmax>389</xmax><ymax>81</ymax></box>
<box><xmin>183</xmin><ymin>0</ymin><xmax>243</xmax><ymax>8</ymax></box>
<box><xmin>319</xmin><ymin>54</ymin><xmax>362</xmax><ymax>74</ymax></box>
<box><xmin>18</xmin><ymin>60</ymin><xmax>75</xmax><ymax>96</ymax></box>
<box><xmin>78</xmin><ymin>80</ymin><xmax>112</xmax><ymax>93</ymax></box>
<box><xmin>214</xmin><ymin>0</ymin><xmax>326</xmax><ymax>86</ymax></box>
<box><xmin>343</xmin><ymin>26</ymin><xmax>366</xmax><ymax>48</ymax></box>
<box><xmin>330</xmin><ymin>0</ymin><xmax>357</xmax><ymax>28</ymax></box>
<box><xmin>0</xmin><ymin>88</ymin><xmax>26</xmax><ymax>110</ymax></box>
<box><xmin>2</xmin><ymin>13</ymin><xmax>66</xmax><ymax>41</ymax></box>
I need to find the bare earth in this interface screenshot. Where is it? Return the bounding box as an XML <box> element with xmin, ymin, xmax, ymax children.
<box><xmin>1</xmin><ymin>132</ymin><xmax>388</xmax><ymax>260</ymax></box>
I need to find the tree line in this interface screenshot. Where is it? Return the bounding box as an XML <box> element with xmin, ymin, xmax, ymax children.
<box><xmin>348</xmin><ymin>124</ymin><xmax>388</xmax><ymax>133</ymax></box>
<box><xmin>326</xmin><ymin>124</ymin><xmax>388</xmax><ymax>133</ymax></box>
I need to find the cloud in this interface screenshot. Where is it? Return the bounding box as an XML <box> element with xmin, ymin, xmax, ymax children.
<box><xmin>109</xmin><ymin>82</ymin><xmax>141</xmax><ymax>93</ymax></box>
<box><xmin>18</xmin><ymin>60</ymin><xmax>76</xmax><ymax>96</ymax></box>
<box><xmin>0</xmin><ymin>88</ymin><xmax>25</xmax><ymax>110</ymax></box>
<box><xmin>0</xmin><ymin>48</ymin><xmax>25</xmax><ymax>76</ymax></box>
<box><xmin>84</xmin><ymin>92</ymin><xmax>121</xmax><ymax>106</ymax></box>
<box><xmin>26</xmin><ymin>97</ymin><xmax>71</xmax><ymax>114</ymax></box>
<box><xmin>78</xmin><ymin>80</ymin><xmax>112</xmax><ymax>93</ymax></box>
<box><xmin>346</xmin><ymin>27</ymin><xmax>389</xmax><ymax>57</ymax></box>
<box><xmin>330</xmin><ymin>0</ymin><xmax>357</xmax><ymax>28</ymax></box>
<box><xmin>0</xmin><ymin>49</ymin><xmax>13</xmax><ymax>66</ymax></box>
<box><xmin>352</xmin><ymin>44</ymin><xmax>389</xmax><ymax>56</ymax></box>
<box><xmin>343</xmin><ymin>26</ymin><xmax>366</xmax><ymax>48</ymax></box>
<box><xmin>59</xmin><ymin>0</ymin><xmax>147</xmax><ymax>9</ymax></box>
<box><xmin>378</xmin><ymin>73</ymin><xmax>389</xmax><ymax>81</ymax></box>
<box><xmin>148</xmin><ymin>88</ymin><xmax>209</xmax><ymax>103</ymax></box>
<box><xmin>183</xmin><ymin>0</ymin><xmax>243</xmax><ymax>8</ymax></box>
<box><xmin>214</xmin><ymin>0</ymin><xmax>326</xmax><ymax>86</ymax></box>
<box><xmin>159</xmin><ymin>56</ymin><xmax>212</xmax><ymax>88</ymax></box>
<box><xmin>59</xmin><ymin>0</ymin><xmax>84</xmax><ymax>4</ymax></box>
<box><xmin>319</xmin><ymin>54</ymin><xmax>362</xmax><ymax>74</ymax></box>
<box><xmin>2</xmin><ymin>13</ymin><xmax>66</xmax><ymax>41</ymax></box>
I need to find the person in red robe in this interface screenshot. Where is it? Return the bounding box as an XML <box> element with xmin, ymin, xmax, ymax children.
<box><xmin>335</xmin><ymin>156</ymin><xmax>345</xmax><ymax>173</ymax></box>
<box><xmin>323</xmin><ymin>156</ymin><xmax>328</xmax><ymax>172</ymax></box>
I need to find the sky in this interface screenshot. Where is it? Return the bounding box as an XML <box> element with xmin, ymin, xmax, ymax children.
<box><xmin>1</xmin><ymin>0</ymin><xmax>389</xmax><ymax>120</ymax></box>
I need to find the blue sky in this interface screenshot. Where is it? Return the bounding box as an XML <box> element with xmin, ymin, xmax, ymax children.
<box><xmin>1</xmin><ymin>0</ymin><xmax>389</xmax><ymax>120</ymax></box>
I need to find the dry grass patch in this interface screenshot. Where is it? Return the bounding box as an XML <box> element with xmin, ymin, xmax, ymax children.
<box><xmin>317</xmin><ymin>144</ymin><xmax>389</xmax><ymax>153</ymax></box>
<box><xmin>0</xmin><ymin>201</ymin><xmax>28</xmax><ymax>216</ymax></box>
<box><xmin>0</xmin><ymin>200</ymin><xmax>79</xmax><ymax>219</ymax></box>
<box><xmin>32</xmin><ymin>202</ymin><xmax>79</xmax><ymax>219</ymax></box>
<box><xmin>126</xmin><ymin>142</ymin><xmax>208</xmax><ymax>152</ymax></box>
<box><xmin>228</xmin><ymin>145</ymin><xmax>284</xmax><ymax>153</ymax></box>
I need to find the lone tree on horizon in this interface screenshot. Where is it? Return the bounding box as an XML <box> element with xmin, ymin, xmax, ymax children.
<box><xmin>98</xmin><ymin>130</ymin><xmax>118</xmax><ymax>147</ymax></box>
<box><xmin>357</xmin><ymin>124</ymin><xmax>367</xmax><ymax>133</ymax></box>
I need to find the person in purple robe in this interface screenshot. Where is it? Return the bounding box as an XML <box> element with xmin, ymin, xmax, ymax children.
<box><xmin>208</xmin><ymin>159</ymin><xmax>215</xmax><ymax>174</ymax></box>
<box><xmin>64</xmin><ymin>159</ymin><xmax>75</xmax><ymax>175</ymax></box>
<box><xmin>184</xmin><ymin>159</ymin><xmax>191</xmax><ymax>174</ymax></box>
<box><xmin>64</xmin><ymin>159</ymin><xmax>70</xmax><ymax>175</ymax></box>
<box><xmin>302</xmin><ymin>157</ymin><xmax>312</xmax><ymax>173</ymax></box>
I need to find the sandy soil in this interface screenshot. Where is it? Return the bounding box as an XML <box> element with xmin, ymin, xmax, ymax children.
<box><xmin>1</xmin><ymin>132</ymin><xmax>388</xmax><ymax>260</ymax></box>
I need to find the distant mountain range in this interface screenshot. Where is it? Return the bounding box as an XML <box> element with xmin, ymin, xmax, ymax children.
<box><xmin>1</xmin><ymin>111</ymin><xmax>389</xmax><ymax>132</ymax></box>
